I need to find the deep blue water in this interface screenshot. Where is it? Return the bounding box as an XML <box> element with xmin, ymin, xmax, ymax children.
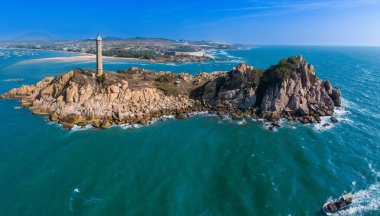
<box><xmin>0</xmin><ymin>47</ymin><xmax>379</xmax><ymax>215</ymax></box>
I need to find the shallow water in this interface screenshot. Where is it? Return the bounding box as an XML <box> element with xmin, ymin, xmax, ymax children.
<box><xmin>0</xmin><ymin>47</ymin><xmax>379</xmax><ymax>215</ymax></box>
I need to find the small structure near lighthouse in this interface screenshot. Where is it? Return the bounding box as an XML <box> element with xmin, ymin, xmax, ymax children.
<box><xmin>96</xmin><ymin>33</ymin><xmax>103</xmax><ymax>77</ymax></box>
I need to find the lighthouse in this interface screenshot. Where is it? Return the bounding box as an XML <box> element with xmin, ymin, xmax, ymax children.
<box><xmin>96</xmin><ymin>33</ymin><xmax>103</xmax><ymax>76</ymax></box>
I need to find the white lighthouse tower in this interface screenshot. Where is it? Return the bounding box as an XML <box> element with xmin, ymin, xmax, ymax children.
<box><xmin>96</xmin><ymin>33</ymin><xmax>103</xmax><ymax>76</ymax></box>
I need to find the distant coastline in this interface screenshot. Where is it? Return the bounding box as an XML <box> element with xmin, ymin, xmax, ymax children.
<box><xmin>17</xmin><ymin>53</ymin><xmax>143</xmax><ymax>63</ymax></box>
<box><xmin>0</xmin><ymin>37</ymin><xmax>249</xmax><ymax>63</ymax></box>
<box><xmin>10</xmin><ymin>49</ymin><xmax>235</xmax><ymax>64</ymax></box>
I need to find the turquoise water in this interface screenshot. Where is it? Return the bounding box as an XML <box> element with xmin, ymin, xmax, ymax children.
<box><xmin>0</xmin><ymin>47</ymin><xmax>379</xmax><ymax>215</ymax></box>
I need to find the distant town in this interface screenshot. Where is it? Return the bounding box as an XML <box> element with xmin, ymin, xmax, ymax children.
<box><xmin>0</xmin><ymin>36</ymin><xmax>250</xmax><ymax>63</ymax></box>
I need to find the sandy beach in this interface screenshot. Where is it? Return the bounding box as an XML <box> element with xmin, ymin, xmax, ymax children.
<box><xmin>19</xmin><ymin>53</ymin><xmax>144</xmax><ymax>64</ymax></box>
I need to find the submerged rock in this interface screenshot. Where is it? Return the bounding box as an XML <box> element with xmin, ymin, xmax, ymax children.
<box><xmin>330</xmin><ymin>116</ymin><xmax>339</xmax><ymax>123</ymax></box>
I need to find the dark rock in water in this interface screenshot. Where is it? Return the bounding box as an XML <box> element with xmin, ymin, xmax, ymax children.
<box><xmin>330</xmin><ymin>116</ymin><xmax>339</xmax><ymax>123</ymax></box>
<box><xmin>325</xmin><ymin>110</ymin><xmax>333</xmax><ymax>116</ymax></box>
<box><xmin>272</xmin><ymin>122</ymin><xmax>281</xmax><ymax>128</ymax></box>
<box><xmin>299</xmin><ymin>115</ymin><xmax>317</xmax><ymax>124</ymax></box>
<box><xmin>176</xmin><ymin>112</ymin><xmax>186</xmax><ymax>119</ymax></box>
<box><xmin>323</xmin><ymin>123</ymin><xmax>330</xmax><ymax>127</ymax></box>
<box><xmin>231</xmin><ymin>113</ymin><xmax>244</xmax><ymax>120</ymax></box>
<box><xmin>309</xmin><ymin>116</ymin><xmax>317</xmax><ymax>123</ymax></box>
<box><xmin>300</xmin><ymin>117</ymin><xmax>309</xmax><ymax>124</ymax></box>
<box><xmin>315</xmin><ymin>115</ymin><xmax>321</xmax><ymax>122</ymax></box>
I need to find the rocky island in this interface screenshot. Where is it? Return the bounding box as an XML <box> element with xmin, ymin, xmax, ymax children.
<box><xmin>1</xmin><ymin>55</ymin><xmax>341</xmax><ymax>129</ymax></box>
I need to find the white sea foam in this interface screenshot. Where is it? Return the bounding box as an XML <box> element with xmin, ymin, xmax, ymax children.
<box><xmin>74</xmin><ymin>188</ymin><xmax>80</xmax><ymax>193</ymax></box>
<box><xmin>236</xmin><ymin>119</ymin><xmax>247</xmax><ymax>125</ymax></box>
<box><xmin>119</xmin><ymin>115</ymin><xmax>176</xmax><ymax>129</ymax></box>
<box><xmin>216</xmin><ymin>114</ymin><xmax>252</xmax><ymax>126</ymax></box>
<box><xmin>334</xmin><ymin>106</ymin><xmax>349</xmax><ymax>116</ymax></box>
<box><xmin>368</xmin><ymin>163</ymin><xmax>380</xmax><ymax>178</ymax></box>
<box><xmin>132</xmin><ymin>124</ymin><xmax>143</xmax><ymax>128</ymax></box>
<box><xmin>208</xmin><ymin>49</ymin><xmax>243</xmax><ymax>61</ymax></box>
<box><xmin>313</xmin><ymin>105</ymin><xmax>351</xmax><ymax>131</ymax></box>
<box><xmin>70</xmin><ymin>124</ymin><xmax>93</xmax><ymax>132</ymax></box>
<box><xmin>13</xmin><ymin>106</ymin><xmax>22</xmax><ymax>110</ymax></box>
<box><xmin>261</xmin><ymin>121</ymin><xmax>278</xmax><ymax>132</ymax></box>
<box><xmin>340</xmin><ymin>98</ymin><xmax>358</xmax><ymax>111</ymax></box>
<box><xmin>334</xmin><ymin>183</ymin><xmax>380</xmax><ymax>215</ymax></box>
<box><xmin>222</xmin><ymin>114</ymin><xmax>232</xmax><ymax>121</ymax></box>
<box><xmin>119</xmin><ymin>123</ymin><xmax>132</xmax><ymax>129</ymax></box>
<box><xmin>313</xmin><ymin>116</ymin><xmax>335</xmax><ymax>131</ymax></box>
<box><xmin>188</xmin><ymin>111</ymin><xmax>212</xmax><ymax>117</ymax></box>
<box><xmin>332</xmin><ymin>164</ymin><xmax>380</xmax><ymax>215</ymax></box>
<box><xmin>205</xmin><ymin>51</ymin><xmax>216</xmax><ymax>59</ymax></box>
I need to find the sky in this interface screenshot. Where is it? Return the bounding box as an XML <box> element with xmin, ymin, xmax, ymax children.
<box><xmin>1</xmin><ymin>0</ymin><xmax>380</xmax><ymax>46</ymax></box>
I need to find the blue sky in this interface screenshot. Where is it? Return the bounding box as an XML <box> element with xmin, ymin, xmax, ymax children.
<box><xmin>1</xmin><ymin>0</ymin><xmax>380</xmax><ymax>45</ymax></box>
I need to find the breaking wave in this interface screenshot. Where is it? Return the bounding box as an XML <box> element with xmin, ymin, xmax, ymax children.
<box><xmin>313</xmin><ymin>99</ymin><xmax>351</xmax><ymax>131</ymax></box>
<box><xmin>334</xmin><ymin>164</ymin><xmax>380</xmax><ymax>215</ymax></box>
<box><xmin>206</xmin><ymin>50</ymin><xmax>243</xmax><ymax>62</ymax></box>
<box><xmin>70</xmin><ymin>124</ymin><xmax>93</xmax><ymax>132</ymax></box>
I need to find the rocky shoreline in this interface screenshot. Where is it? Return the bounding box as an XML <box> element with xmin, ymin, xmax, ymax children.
<box><xmin>1</xmin><ymin>55</ymin><xmax>341</xmax><ymax>129</ymax></box>
<box><xmin>136</xmin><ymin>54</ymin><xmax>225</xmax><ymax>63</ymax></box>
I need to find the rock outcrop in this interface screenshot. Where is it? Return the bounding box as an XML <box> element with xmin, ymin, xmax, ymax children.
<box><xmin>1</xmin><ymin>56</ymin><xmax>341</xmax><ymax>128</ymax></box>
<box><xmin>254</xmin><ymin>56</ymin><xmax>341</xmax><ymax>123</ymax></box>
<box><xmin>195</xmin><ymin>63</ymin><xmax>263</xmax><ymax>109</ymax></box>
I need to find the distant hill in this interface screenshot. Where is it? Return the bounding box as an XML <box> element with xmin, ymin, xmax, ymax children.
<box><xmin>11</xmin><ymin>32</ymin><xmax>54</xmax><ymax>41</ymax></box>
<box><xmin>84</xmin><ymin>36</ymin><xmax>177</xmax><ymax>42</ymax></box>
<box><xmin>130</xmin><ymin>37</ymin><xmax>176</xmax><ymax>42</ymax></box>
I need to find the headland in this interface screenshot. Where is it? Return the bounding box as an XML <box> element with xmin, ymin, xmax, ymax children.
<box><xmin>1</xmin><ymin>55</ymin><xmax>341</xmax><ymax>129</ymax></box>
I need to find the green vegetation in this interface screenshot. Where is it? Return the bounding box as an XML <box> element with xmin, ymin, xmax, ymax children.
<box><xmin>168</xmin><ymin>46</ymin><xmax>197</xmax><ymax>52</ymax></box>
<box><xmin>154</xmin><ymin>73</ymin><xmax>180</xmax><ymax>96</ymax></box>
<box><xmin>103</xmin><ymin>49</ymin><xmax>156</xmax><ymax>59</ymax></box>
<box><xmin>157</xmin><ymin>83</ymin><xmax>179</xmax><ymax>97</ymax></box>
<box><xmin>55</xmin><ymin>89</ymin><xmax>63</xmax><ymax>97</ymax></box>
<box><xmin>264</xmin><ymin>56</ymin><xmax>301</xmax><ymax>81</ymax></box>
<box><xmin>96</xmin><ymin>74</ymin><xmax>106</xmax><ymax>84</ymax></box>
<box><xmin>155</xmin><ymin>74</ymin><xmax>177</xmax><ymax>83</ymax></box>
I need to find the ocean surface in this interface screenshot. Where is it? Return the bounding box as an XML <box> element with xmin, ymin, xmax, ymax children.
<box><xmin>0</xmin><ymin>47</ymin><xmax>379</xmax><ymax>215</ymax></box>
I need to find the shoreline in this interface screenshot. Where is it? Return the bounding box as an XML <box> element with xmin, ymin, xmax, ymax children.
<box><xmin>4</xmin><ymin>48</ymin><xmax>232</xmax><ymax>64</ymax></box>
<box><xmin>16</xmin><ymin>54</ymin><xmax>149</xmax><ymax>64</ymax></box>
<box><xmin>48</xmin><ymin>106</ymin><xmax>346</xmax><ymax>132</ymax></box>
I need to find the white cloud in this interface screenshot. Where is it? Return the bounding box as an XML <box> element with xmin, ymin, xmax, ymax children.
<box><xmin>211</xmin><ymin>0</ymin><xmax>380</xmax><ymax>13</ymax></box>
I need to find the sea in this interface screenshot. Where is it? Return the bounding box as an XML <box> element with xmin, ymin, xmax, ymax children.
<box><xmin>0</xmin><ymin>47</ymin><xmax>379</xmax><ymax>215</ymax></box>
